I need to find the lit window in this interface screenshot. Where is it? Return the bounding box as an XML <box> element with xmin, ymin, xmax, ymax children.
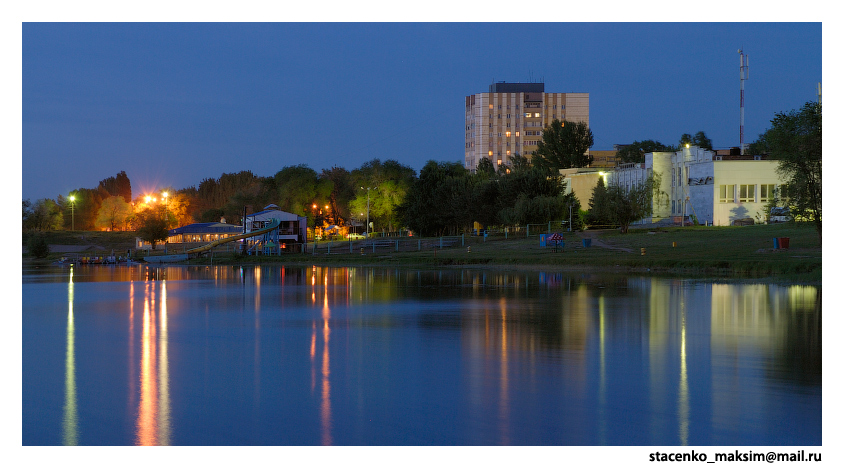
<box><xmin>515</xmin><ymin>131</ymin><xmax>520</xmax><ymax>137</ymax></box>
<box><xmin>489</xmin><ymin>104</ymin><xmax>494</xmax><ymax>109</ymax></box>
<box><xmin>525</xmin><ymin>113</ymin><xmax>531</xmax><ymax>118</ymax></box>
<box><xmin>534</xmin><ymin>112</ymin><xmax>540</xmax><ymax>117</ymax></box>
<box><xmin>739</xmin><ymin>184</ymin><xmax>755</xmax><ymax>203</ymax></box>
<box><xmin>489</xmin><ymin>151</ymin><xmax>493</xmax><ymax>156</ymax></box>
<box><xmin>506</xmin><ymin>150</ymin><xmax>511</xmax><ymax>156</ymax></box>
<box><xmin>497</xmin><ymin>159</ymin><xmax>502</xmax><ymax>165</ymax></box>
<box><xmin>506</xmin><ymin>131</ymin><xmax>511</xmax><ymax>137</ymax></box>
<box><xmin>719</xmin><ymin>185</ymin><xmax>735</xmax><ymax>203</ymax></box>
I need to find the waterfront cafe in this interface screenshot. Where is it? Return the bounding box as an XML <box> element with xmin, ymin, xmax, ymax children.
<box><xmin>136</xmin><ymin>222</ymin><xmax>244</xmax><ymax>250</ymax></box>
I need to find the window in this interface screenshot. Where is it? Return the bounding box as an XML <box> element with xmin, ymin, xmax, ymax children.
<box><xmin>525</xmin><ymin>112</ymin><xmax>532</xmax><ymax>118</ymax></box>
<box><xmin>719</xmin><ymin>185</ymin><xmax>735</xmax><ymax>203</ymax></box>
<box><xmin>534</xmin><ymin>112</ymin><xmax>540</xmax><ymax>117</ymax></box>
<box><xmin>760</xmin><ymin>184</ymin><xmax>776</xmax><ymax>202</ymax></box>
<box><xmin>739</xmin><ymin>184</ymin><xmax>755</xmax><ymax>203</ymax></box>
<box><xmin>505</xmin><ymin>131</ymin><xmax>511</xmax><ymax>138</ymax></box>
<box><xmin>515</xmin><ymin>131</ymin><xmax>520</xmax><ymax>137</ymax></box>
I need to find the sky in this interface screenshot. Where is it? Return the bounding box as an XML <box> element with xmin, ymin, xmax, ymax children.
<box><xmin>21</xmin><ymin>21</ymin><xmax>823</xmax><ymax>202</ymax></box>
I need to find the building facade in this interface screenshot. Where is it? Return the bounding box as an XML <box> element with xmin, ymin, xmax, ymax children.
<box><xmin>608</xmin><ymin>146</ymin><xmax>784</xmax><ymax>226</ymax></box>
<box><xmin>465</xmin><ymin>82</ymin><xmax>589</xmax><ymax>172</ymax></box>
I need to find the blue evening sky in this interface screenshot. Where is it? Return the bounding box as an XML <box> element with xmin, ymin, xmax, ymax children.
<box><xmin>22</xmin><ymin>21</ymin><xmax>822</xmax><ymax>201</ymax></box>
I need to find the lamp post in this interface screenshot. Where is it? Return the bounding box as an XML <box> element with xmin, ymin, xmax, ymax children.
<box><xmin>68</xmin><ymin>195</ymin><xmax>75</xmax><ymax>231</ymax></box>
<box><xmin>361</xmin><ymin>186</ymin><xmax>377</xmax><ymax>237</ymax></box>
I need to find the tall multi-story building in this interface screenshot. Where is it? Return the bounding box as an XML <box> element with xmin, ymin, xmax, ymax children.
<box><xmin>464</xmin><ymin>82</ymin><xmax>589</xmax><ymax>172</ymax></box>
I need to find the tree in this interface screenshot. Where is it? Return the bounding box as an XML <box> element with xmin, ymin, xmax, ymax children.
<box><xmin>679</xmin><ymin>131</ymin><xmax>713</xmax><ymax>150</ymax></box>
<box><xmin>606</xmin><ymin>178</ymin><xmax>655</xmax><ymax>234</ymax></box>
<box><xmin>586</xmin><ymin>178</ymin><xmax>614</xmax><ymax>227</ymax></box>
<box><xmin>532</xmin><ymin>119</ymin><xmax>594</xmax><ymax>171</ymax></box>
<box><xmin>399</xmin><ymin>161</ymin><xmax>472</xmax><ymax>236</ymax></box>
<box><xmin>27</xmin><ymin>235</ymin><xmax>50</xmax><ymax>258</ymax></box>
<box><xmin>24</xmin><ymin>198</ymin><xmax>63</xmax><ymax>231</ymax></box>
<box><xmin>321</xmin><ymin>166</ymin><xmax>355</xmax><ymax>227</ymax></box>
<box><xmin>275</xmin><ymin>165</ymin><xmax>333</xmax><ymax>217</ymax></box>
<box><xmin>615</xmin><ymin>140</ymin><xmax>672</xmax><ymax>164</ymax></box>
<box><xmin>763</xmin><ymin>101</ymin><xmax>822</xmax><ymax>241</ymax></box>
<box><xmin>476</xmin><ymin>157</ymin><xmax>496</xmax><ymax>177</ymax></box>
<box><xmin>98</xmin><ymin>171</ymin><xmax>132</xmax><ymax>203</ymax></box>
<box><xmin>96</xmin><ymin>195</ymin><xmax>134</xmax><ymax>231</ymax></box>
<box><xmin>135</xmin><ymin>209</ymin><xmax>169</xmax><ymax>249</ymax></box>
<box><xmin>350</xmin><ymin>159</ymin><xmax>416</xmax><ymax>232</ymax></box>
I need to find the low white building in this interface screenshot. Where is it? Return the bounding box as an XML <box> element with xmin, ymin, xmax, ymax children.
<box><xmin>608</xmin><ymin>146</ymin><xmax>784</xmax><ymax>226</ymax></box>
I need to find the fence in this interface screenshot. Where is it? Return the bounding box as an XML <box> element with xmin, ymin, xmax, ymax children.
<box><xmin>309</xmin><ymin>236</ymin><xmax>468</xmax><ymax>255</ymax></box>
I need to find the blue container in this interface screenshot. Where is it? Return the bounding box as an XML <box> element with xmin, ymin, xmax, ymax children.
<box><xmin>773</xmin><ymin>237</ymin><xmax>780</xmax><ymax>249</ymax></box>
<box><xmin>582</xmin><ymin>238</ymin><xmax>592</xmax><ymax>248</ymax></box>
<box><xmin>540</xmin><ymin>234</ymin><xmax>547</xmax><ymax>247</ymax></box>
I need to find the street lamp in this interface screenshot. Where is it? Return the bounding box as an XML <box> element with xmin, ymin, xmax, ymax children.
<box><xmin>68</xmin><ymin>195</ymin><xmax>75</xmax><ymax>231</ymax></box>
<box><xmin>361</xmin><ymin>186</ymin><xmax>377</xmax><ymax>237</ymax></box>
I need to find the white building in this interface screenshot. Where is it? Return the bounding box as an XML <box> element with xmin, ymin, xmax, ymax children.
<box><xmin>607</xmin><ymin>146</ymin><xmax>784</xmax><ymax>226</ymax></box>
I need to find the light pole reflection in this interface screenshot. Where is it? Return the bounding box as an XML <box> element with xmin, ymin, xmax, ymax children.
<box><xmin>62</xmin><ymin>267</ymin><xmax>78</xmax><ymax>446</ymax></box>
<box><xmin>134</xmin><ymin>278</ymin><xmax>171</xmax><ymax>445</ymax></box>
<box><xmin>320</xmin><ymin>277</ymin><xmax>333</xmax><ymax>445</ymax></box>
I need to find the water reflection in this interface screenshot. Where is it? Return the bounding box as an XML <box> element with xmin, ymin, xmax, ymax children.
<box><xmin>25</xmin><ymin>265</ymin><xmax>820</xmax><ymax>445</ymax></box>
<box><xmin>134</xmin><ymin>278</ymin><xmax>171</xmax><ymax>445</ymax></box>
<box><xmin>62</xmin><ymin>267</ymin><xmax>77</xmax><ymax>446</ymax></box>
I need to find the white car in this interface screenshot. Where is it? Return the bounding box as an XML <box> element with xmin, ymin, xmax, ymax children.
<box><xmin>347</xmin><ymin>233</ymin><xmax>366</xmax><ymax>240</ymax></box>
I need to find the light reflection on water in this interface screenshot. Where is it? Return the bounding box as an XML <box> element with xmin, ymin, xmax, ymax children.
<box><xmin>23</xmin><ymin>265</ymin><xmax>820</xmax><ymax>446</ymax></box>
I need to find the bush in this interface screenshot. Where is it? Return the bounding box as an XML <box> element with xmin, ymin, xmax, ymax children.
<box><xmin>28</xmin><ymin>236</ymin><xmax>50</xmax><ymax>258</ymax></box>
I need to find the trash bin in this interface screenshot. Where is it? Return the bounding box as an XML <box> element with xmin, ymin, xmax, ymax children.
<box><xmin>773</xmin><ymin>237</ymin><xmax>780</xmax><ymax>249</ymax></box>
<box><xmin>540</xmin><ymin>234</ymin><xmax>547</xmax><ymax>247</ymax></box>
<box><xmin>582</xmin><ymin>238</ymin><xmax>592</xmax><ymax>248</ymax></box>
<box><xmin>778</xmin><ymin>237</ymin><xmax>790</xmax><ymax>249</ymax></box>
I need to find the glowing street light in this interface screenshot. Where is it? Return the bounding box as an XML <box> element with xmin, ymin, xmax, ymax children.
<box><xmin>68</xmin><ymin>195</ymin><xmax>75</xmax><ymax>231</ymax></box>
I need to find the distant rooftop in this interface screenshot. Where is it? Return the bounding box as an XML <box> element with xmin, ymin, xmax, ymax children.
<box><xmin>488</xmin><ymin>82</ymin><xmax>544</xmax><ymax>93</ymax></box>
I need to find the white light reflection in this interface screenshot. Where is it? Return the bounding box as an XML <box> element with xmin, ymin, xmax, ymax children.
<box><xmin>678</xmin><ymin>304</ymin><xmax>689</xmax><ymax>446</ymax></box>
<box><xmin>62</xmin><ymin>266</ymin><xmax>78</xmax><ymax>446</ymax></box>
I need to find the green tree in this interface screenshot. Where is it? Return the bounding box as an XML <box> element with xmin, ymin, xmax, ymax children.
<box><xmin>96</xmin><ymin>195</ymin><xmax>134</xmax><ymax>231</ymax></box>
<box><xmin>321</xmin><ymin>166</ymin><xmax>355</xmax><ymax>227</ymax></box>
<box><xmin>615</xmin><ymin>140</ymin><xmax>673</xmax><ymax>164</ymax></box>
<box><xmin>679</xmin><ymin>131</ymin><xmax>713</xmax><ymax>150</ymax></box>
<box><xmin>27</xmin><ymin>235</ymin><xmax>50</xmax><ymax>258</ymax></box>
<box><xmin>399</xmin><ymin>161</ymin><xmax>472</xmax><ymax>236</ymax></box>
<box><xmin>135</xmin><ymin>209</ymin><xmax>169</xmax><ymax>249</ymax></box>
<box><xmin>476</xmin><ymin>157</ymin><xmax>496</xmax><ymax>177</ymax></box>
<box><xmin>350</xmin><ymin>159</ymin><xmax>416</xmax><ymax>232</ymax></box>
<box><xmin>532</xmin><ymin>119</ymin><xmax>594</xmax><ymax>171</ymax></box>
<box><xmin>275</xmin><ymin>165</ymin><xmax>333</xmax><ymax>217</ymax></box>
<box><xmin>606</xmin><ymin>178</ymin><xmax>655</xmax><ymax>234</ymax></box>
<box><xmin>764</xmin><ymin>101</ymin><xmax>822</xmax><ymax>241</ymax></box>
<box><xmin>25</xmin><ymin>198</ymin><xmax>63</xmax><ymax>231</ymax></box>
<box><xmin>586</xmin><ymin>178</ymin><xmax>614</xmax><ymax>227</ymax></box>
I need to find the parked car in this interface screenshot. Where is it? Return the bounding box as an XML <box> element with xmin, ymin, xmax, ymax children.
<box><xmin>770</xmin><ymin>207</ymin><xmax>791</xmax><ymax>223</ymax></box>
<box><xmin>347</xmin><ymin>233</ymin><xmax>366</xmax><ymax>240</ymax></box>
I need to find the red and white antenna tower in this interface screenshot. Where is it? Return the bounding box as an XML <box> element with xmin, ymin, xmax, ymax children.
<box><xmin>739</xmin><ymin>48</ymin><xmax>749</xmax><ymax>154</ymax></box>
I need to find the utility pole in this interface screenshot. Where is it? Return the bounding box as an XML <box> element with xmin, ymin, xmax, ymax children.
<box><xmin>739</xmin><ymin>48</ymin><xmax>749</xmax><ymax>154</ymax></box>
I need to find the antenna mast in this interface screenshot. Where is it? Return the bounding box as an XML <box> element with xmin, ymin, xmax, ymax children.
<box><xmin>739</xmin><ymin>49</ymin><xmax>749</xmax><ymax>154</ymax></box>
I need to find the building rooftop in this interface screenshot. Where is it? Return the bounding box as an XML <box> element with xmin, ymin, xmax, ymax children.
<box><xmin>488</xmin><ymin>82</ymin><xmax>545</xmax><ymax>93</ymax></box>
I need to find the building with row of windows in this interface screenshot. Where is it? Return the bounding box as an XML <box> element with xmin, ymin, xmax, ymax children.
<box><xmin>605</xmin><ymin>146</ymin><xmax>783</xmax><ymax>226</ymax></box>
<box><xmin>465</xmin><ymin>82</ymin><xmax>589</xmax><ymax>172</ymax></box>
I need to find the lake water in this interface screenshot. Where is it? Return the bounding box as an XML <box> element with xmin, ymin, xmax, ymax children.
<box><xmin>22</xmin><ymin>264</ymin><xmax>821</xmax><ymax>446</ymax></box>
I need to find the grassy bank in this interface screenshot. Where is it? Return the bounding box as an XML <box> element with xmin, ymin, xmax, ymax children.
<box><xmin>23</xmin><ymin>223</ymin><xmax>822</xmax><ymax>282</ymax></box>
